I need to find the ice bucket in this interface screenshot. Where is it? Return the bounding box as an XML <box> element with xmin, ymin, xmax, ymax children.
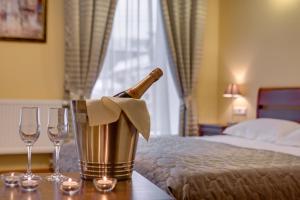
<box><xmin>71</xmin><ymin>100</ymin><xmax>139</xmax><ymax>180</ymax></box>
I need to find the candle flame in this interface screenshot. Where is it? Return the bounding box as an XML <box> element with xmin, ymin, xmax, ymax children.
<box><xmin>103</xmin><ymin>176</ymin><xmax>107</xmax><ymax>181</ymax></box>
<box><xmin>68</xmin><ymin>178</ymin><xmax>72</xmax><ymax>182</ymax></box>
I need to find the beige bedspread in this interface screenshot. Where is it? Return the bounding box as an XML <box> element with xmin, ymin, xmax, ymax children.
<box><xmin>134</xmin><ymin>136</ymin><xmax>300</xmax><ymax>200</ymax></box>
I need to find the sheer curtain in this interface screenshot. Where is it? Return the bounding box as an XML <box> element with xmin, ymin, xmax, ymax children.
<box><xmin>91</xmin><ymin>0</ymin><xmax>179</xmax><ymax>136</ymax></box>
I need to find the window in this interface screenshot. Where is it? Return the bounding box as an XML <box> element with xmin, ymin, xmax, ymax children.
<box><xmin>91</xmin><ymin>0</ymin><xmax>179</xmax><ymax>136</ymax></box>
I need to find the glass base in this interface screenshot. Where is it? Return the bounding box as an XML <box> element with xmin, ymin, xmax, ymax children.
<box><xmin>23</xmin><ymin>173</ymin><xmax>41</xmax><ymax>180</ymax></box>
<box><xmin>46</xmin><ymin>174</ymin><xmax>66</xmax><ymax>182</ymax></box>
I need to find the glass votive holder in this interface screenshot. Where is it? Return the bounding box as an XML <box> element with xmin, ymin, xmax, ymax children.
<box><xmin>93</xmin><ymin>176</ymin><xmax>117</xmax><ymax>193</ymax></box>
<box><xmin>59</xmin><ymin>177</ymin><xmax>82</xmax><ymax>195</ymax></box>
<box><xmin>19</xmin><ymin>176</ymin><xmax>41</xmax><ymax>192</ymax></box>
<box><xmin>1</xmin><ymin>172</ymin><xmax>23</xmax><ymax>187</ymax></box>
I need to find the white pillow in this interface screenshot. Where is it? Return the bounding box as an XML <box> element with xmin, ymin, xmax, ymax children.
<box><xmin>223</xmin><ymin>118</ymin><xmax>300</xmax><ymax>142</ymax></box>
<box><xmin>276</xmin><ymin>128</ymin><xmax>300</xmax><ymax>147</ymax></box>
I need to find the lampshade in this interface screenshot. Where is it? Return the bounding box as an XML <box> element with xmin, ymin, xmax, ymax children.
<box><xmin>223</xmin><ymin>83</ymin><xmax>241</xmax><ymax>98</ymax></box>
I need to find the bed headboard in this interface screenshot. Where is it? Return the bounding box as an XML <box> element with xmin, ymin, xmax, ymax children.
<box><xmin>257</xmin><ymin>88</ymin><xmax>300</xmax><ymax>122</ymax></box>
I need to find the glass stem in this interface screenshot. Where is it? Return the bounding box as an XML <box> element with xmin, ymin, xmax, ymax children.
<box><xmin>55</xmin><ymin>145</ymin><xmax>61</xmax><ymax>176</ymax></box>
<box><xmin>27</xmin><ymin>145</ymin><xmax>32</xmax><ymax>176</ymax></box>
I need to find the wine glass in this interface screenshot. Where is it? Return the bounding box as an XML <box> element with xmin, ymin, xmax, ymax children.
<box><xmin>19</xmin><ymin>107</ymin><xmax>40</xmax><ymax>179</ymax></box>
<box><xmin>46</xmin><ymin>107</ymin><xmax>69</xmax><ymax>181</ymax></box>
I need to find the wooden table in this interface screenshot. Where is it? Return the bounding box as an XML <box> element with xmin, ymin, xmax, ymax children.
<box><xmin>0</xmin><ymin>172</ymin><xmax>173</xmax><ymax>200</ymax></box>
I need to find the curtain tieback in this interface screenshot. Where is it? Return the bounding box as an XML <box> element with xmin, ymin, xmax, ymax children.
<box><xmin>70</xmin><ymin>89</ymin><xmax>85</xmax><ymax>100</ymax></box>
<box><xmin>184</xmin><ymin>95</ymin><xmax>193</xmax><ymax>109</ymax></box>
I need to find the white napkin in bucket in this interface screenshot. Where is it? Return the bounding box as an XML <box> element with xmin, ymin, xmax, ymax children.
<box><xmin>86</xmin><ymin>97</ymin><xmax>150</xmax><ymax>140</ymax></box>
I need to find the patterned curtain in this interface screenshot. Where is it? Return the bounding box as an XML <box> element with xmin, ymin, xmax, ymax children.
<box><xmin>160</xmin><ymin>0</ymin><xmax>207</xmax><ymax>136</ymax></box>
<box><xmin>64</xmin><ymin>0</ymin><xmax>117</xmax><ymax>99</ymax></box>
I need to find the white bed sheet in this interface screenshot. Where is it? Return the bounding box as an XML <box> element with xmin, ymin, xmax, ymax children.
<box><xmin>198</xmin><ymin>135</ymin><xmax>300</xmax><ymax>157</ymax></box>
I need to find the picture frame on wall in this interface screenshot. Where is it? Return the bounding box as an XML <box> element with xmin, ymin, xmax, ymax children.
<box><xmin>0</xmin><ymin>0</ymin><xmax>47</xmax><ymax>42</ymax></box>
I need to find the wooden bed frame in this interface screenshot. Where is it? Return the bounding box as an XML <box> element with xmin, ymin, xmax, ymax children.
<box><xmin>257</xmin><ymin>87</ymin><xmax>300</xmax><ymax>122</ymax></box>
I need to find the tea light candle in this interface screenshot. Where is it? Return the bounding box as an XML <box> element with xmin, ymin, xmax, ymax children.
<box><xmin>62</xmin><ymin>178</ymin><xmax>80</xmax><ymax>190</ymax></box>
<box><xmin>93</xmin><ymin>176</ymin><xmax>117</xmax><ymax>192</ymax></box>
<box><xmin>22</xmin><ymin>179</ymin><xmax>38</xmax><ymax>187</ymax></box>
<box><xmin>20</xmin><ymin>177</ymin><xmax>40</xmax><ymax>192</ymax></box>
<box><xmin>60</xmin><ymin>178</ymin><xmax>81</xmax><ymax>195</ymax></box>
<box><xmin>4</xmin><ymin>173</ymin><xmax>19</xmax><ymax>187</ymax></box>
<box><xmin>97</xmin><ymin>176</ymin><xmax>113</xmax><ymax>186</ymax></box>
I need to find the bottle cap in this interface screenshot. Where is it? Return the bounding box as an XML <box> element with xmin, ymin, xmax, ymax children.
<box><xmin>150</xmin><ymin>68</ymin><xmax>163</xmax><ymax>80</ymax></box>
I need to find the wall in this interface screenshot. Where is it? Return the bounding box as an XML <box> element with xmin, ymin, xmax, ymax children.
<box><xmin>197</xmin><ymin>0</ymin><xmax>219</xmax><ymax>124</ymax></box>
<box><xmin>0</xmin><ymin>0</ymin><xmax>64</xmax><ymax>99</ymax></box>
<box><xmin>0</xmin><ymin>0</ymin><xmax>64</xmax><ymax>171</ymax></box>
<box><xmin>0</xmin><ymin>154</ymin><xmax>52</xmax><ymax>172</ymax></box>
<box><xmin>218</xmin><ymin>0</ymin><xmax>300</xmax><ymax>123</ymax></box>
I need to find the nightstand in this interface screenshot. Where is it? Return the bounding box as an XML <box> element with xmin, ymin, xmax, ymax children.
<box><xmin>198</xmin><ymin>124</ymin><xmax>227</xmax><ymax>136</ymax></box>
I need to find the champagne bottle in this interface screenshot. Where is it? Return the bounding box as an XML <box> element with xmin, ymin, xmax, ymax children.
<box><xmin>114</xmin><ymin>67</ymin><xmax>163</xmax><ymax>99</ymax></box>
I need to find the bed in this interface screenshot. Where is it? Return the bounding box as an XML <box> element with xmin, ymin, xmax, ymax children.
<box><xmin>59</xmin><ymin>88</ymin><xmax>300</xmax><ymax>200</ymax></box>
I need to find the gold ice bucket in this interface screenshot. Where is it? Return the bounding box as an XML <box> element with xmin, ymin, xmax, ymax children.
<box><xmin>71</xmin><ymin>100</ymin><xmax>139</xmax><ymax>180</ymax></box>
